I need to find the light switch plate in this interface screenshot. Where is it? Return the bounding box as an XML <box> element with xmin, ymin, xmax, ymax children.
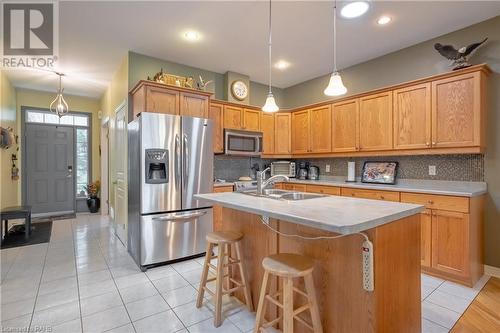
<box><xmin>326</xmin><ymin>164</ymin><xmax>331</xmax><ymax>173</ymax></box>
<box><xmin>429</xmin><ymin>165</ymin><xmax>436</xmax><ymax>176</ymax></box>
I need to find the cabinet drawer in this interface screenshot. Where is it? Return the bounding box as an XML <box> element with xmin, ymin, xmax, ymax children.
<box><xmin>283</xmin><ymin>183</ymin><xmax>307</xmax><ymax>192</ymax></box>
<box><xmin>213</xmin><ymin>185</ymin><xmax>234</xmax><ymax>193</ymax></box>
<box><xmin>306</xmin><ymin>185</ymin><xmax>340</xmax><ymax>196</ymax></box>
<box><xmin>341</xmin><ymin>188</ymin><xmax>400</xmax><ymax>202</ymax></box>
<box><xmin>400</xmin><ymin>193</ymin><xmax>469</xmax><ymax>213</ymax></box>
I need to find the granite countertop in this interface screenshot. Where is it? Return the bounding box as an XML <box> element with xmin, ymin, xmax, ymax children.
<box><xmin>285</xmin><ymin>178</ymin><xmax>487</xmax><ymax>197</ymax></box>
<box><xmin>195</xmin><ymin>192</ymin><xmax>424</xmax><ymax>234</ymax></box>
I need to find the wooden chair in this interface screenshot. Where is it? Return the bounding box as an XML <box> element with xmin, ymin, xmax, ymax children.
<box><xmin>196</xmin><ymin>231</ymin><xmax>253</xmax><ymax>327</ymax></box>
<box><xmin>254</xmin><ymin>253</ymin><xmax>323</xmax><ymax>333</ymax></box>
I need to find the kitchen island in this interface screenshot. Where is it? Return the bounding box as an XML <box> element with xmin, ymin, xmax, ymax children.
<box><xmin>196</xmin><ymin>192</ymin><xmax>425</xmax><ymax>333</ymax></box>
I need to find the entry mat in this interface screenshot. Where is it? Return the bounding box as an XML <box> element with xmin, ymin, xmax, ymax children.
<box><xmin>33</xmin><ymin>213</ymin><xmax>76</xmax><ymax>223</ymax></box>
<box><xmin>1</xmin><ymin>222</ymin><xmax>52</xmax><ymax>249</ymax></box>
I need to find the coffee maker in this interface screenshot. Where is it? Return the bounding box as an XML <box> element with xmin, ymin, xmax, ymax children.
<box><xmin>297</xmin><ymin>161</ymin><xmax>309</xmax><ymax>180</ymax></box>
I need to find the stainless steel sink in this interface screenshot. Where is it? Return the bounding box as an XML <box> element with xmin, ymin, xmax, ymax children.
<box><xmin>280</xmin><ymin>192</ymin><xmax>325</xmax><ymax>200</ymax></box>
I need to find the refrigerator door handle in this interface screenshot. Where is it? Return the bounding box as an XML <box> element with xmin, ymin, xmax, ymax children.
<box><xmin>183</xmin><ymin>134</ymin><xmax>189</xmax><ymax>189</ymax></box>
<box><xmin>152</xmin><ymin>210</ymin><xmax>207</xmax><ymax>222</ymax></box>
<box><xmin>175</xmin><ymin>134</ymin><xmax>181</xmax><ymax>188</ymax></box>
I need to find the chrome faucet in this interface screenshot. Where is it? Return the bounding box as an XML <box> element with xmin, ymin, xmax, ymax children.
<box><xmin>256</xmin><ymin>167</ymin><xmax>290</xmax><ymax>195</ymax></box>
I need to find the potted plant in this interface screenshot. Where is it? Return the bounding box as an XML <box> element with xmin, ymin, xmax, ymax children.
<box><xmin>84</xmin><ymin>180</ymin><xmax>101</xmax><ymax>213</ymax></box>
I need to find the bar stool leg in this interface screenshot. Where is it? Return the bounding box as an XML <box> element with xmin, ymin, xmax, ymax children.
<box><xmin>282</xmin><ymin>277</ymin><xmax>294</xmax><ymax>333</ymax></box>
<box><xmin>235</xmin><ymin>241</ymin><xmax>253</xmax><ymax>311</ymax></box>
<box><xmin>224</xmin><ymin>243</ymin><xmax>232</xmax><ymax>296</ymax></box>
<box><xmin>254</xmin><ymin>270</ymin><xmax>269</xmax><ymax>333</ymax></box>
<box><xmin>214</xmin><ymin>242</ymin><xmax>225</xmax><ymax>327</ymax></box>
<box><xmin>196</xmin><ymin>242</ymin><xmax>213</xmax><ymax>308</ymax></box>
<box><xmin>304</xmin><ymin>274</ymin><xmax>323</xmax><ymax>333</ymax></box>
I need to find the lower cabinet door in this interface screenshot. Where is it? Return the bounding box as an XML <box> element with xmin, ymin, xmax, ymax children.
<box><xmin>420</xmin><ymin>209</ymin><xmax>432</xmax><ymax>267</ymax></box>
<box><xmin>431</xmin><ymin>210</ymin><xmax>469</xmax><ymax>277</ymax></box>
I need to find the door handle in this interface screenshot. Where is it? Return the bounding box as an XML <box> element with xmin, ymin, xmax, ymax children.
<box><xmin>67</xmin><ymin>166</ymin><xmax>73</xmax><ymax>178</ymax></box>
<box><xmin>175</xmin><ymin>134</ymin><xmax>181</xmax><ymax>188</ymax></box>
<box><xmin>183</xmin><ymin>134</ymin><xmax>189</xmax><ymax>187</ymax></box>
<box><xmin>152</xmin><ymin>210</ymin><xmax>207</xmax><ymax>222</ymax></box>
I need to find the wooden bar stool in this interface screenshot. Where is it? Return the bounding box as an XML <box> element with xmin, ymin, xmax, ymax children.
<box><xmin>254</xmin><ymin>253</ymin><xmax>323</xmax><ymax>333</ymax></box>
<box><xmin>196</xmin><ymin>231</ymin><xmax>253</xmax><ymax>327</ymax></box>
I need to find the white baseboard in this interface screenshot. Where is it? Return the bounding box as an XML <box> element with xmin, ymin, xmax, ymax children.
<box><xmin>484</xmin><ymin>264</ymin><xmax>500</xmax><ymax>278</ymax></box>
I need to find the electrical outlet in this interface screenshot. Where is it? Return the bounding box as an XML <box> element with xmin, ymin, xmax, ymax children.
<box><xmin>429</xmin><ymin>165</ymin><xmax>436</xmax><ymax>176</ymax></box>
<box><xmin>325</xmin><ymin>164</ymin><xmax>331</xmax><ymax>173</ymax></box>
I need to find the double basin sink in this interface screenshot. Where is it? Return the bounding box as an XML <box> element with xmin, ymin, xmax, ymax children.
<box><xmin>241</xmin><ymin>188</ymin><xmax>325</xmax><ymax>201</ymax></box>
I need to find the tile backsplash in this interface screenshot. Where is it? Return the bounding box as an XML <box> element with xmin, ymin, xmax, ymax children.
<box><xmin>214</xmin><ymin>154</ymin><xmax>484</xmax><ymax>182</ymax></box>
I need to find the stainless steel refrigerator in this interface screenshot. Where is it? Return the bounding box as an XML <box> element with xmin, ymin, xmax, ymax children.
<box><xmin>128</xmin><ymin>112</ymin><xmax>213</xmax><ymax>270</ymax></box>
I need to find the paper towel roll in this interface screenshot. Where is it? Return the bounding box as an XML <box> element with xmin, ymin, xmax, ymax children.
<box><xmin>347</xmin><ymin>161</ymin><xmax>356</xmax><ymax>182</ymax></box>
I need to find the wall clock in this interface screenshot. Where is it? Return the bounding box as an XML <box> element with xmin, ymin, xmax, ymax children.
<box><xmin>231</xmin><ymin>80</ymin><xmax>248</xmax><ymax>101</ymax></box>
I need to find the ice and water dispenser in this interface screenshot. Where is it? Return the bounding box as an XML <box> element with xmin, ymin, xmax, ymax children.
<box><xmin>145</xmin><ymin>149</ymin><xmax>168</xmax><ymax>184</ymax></box>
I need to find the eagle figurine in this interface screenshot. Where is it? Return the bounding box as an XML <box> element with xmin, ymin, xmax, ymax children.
<box><xmin>434</xmin><ymin>38</ymin><xmax>488</xmax><ymax>70</ymax></box>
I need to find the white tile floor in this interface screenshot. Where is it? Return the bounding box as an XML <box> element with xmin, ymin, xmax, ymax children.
<box><xmin>0</xmin><ymin>214</ymin><xmax>490</xmax><ymax>333</ymax></box>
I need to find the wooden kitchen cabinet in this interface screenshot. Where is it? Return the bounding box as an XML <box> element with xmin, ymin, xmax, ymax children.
<box><xmin>223</xmin><ymin>105</ymin><xmax>243</xmax><ymax>129</ymax></box>
<box><xmin>431</xmin><ymin>72</ymin><xmax>482</xmax><ymax>148</ymax></box>
<box><xmin>213</xmin><ymin>185</ymin><xmax>234</xmax><ymax>231</ymax></box>
<box><xmin>309</xmin><ymin>105</ymin><xmax>332</xmax><ymax>153</ymax></box>
<box><xmin>341</xmin><ymin>188</ymin><xmax>400</xmax><ymax>202</ymax></box>
<box><xmin>305</xmin><ymin>185</ymin><xmax>340</xmax><ymax>196</ymax></box>
<box><xmin>291</xmin><ymin>110</ymin><xmax>310</xmax><ymax>154</ymax></box>
<box><xmin>393</xmin><ymin>83</ymin><xmax>431</xmax><ymax>150</ymax></box>
<box><xmin>332</xmin><ymin>99</ymin><xmax>359</xmax><ymax>152</ymax></box>
<box><xmin>359</xmin><ymin>91</ymin><xmax>393</xmax><ymax>151</ymax></box>
<box><xmin>431</xmin><ymin>210</ymin><xmax>469</xmax><ymax>278</ymax></box>
<box><xmin>400</xmin><ymin>192</ymin><xmax>469</xmax><ymax>213</ymax></box>
<box><xmin>274</xmin><ymin>113</ymin><xmax>291</xmax><ymax>154</ymax></box>
<box><xmin>209</xmin><ymin>102</ymin><xmax>224</xmax><ymax>153</ymax></box>
<box><xmin>180</xmin><ymin>92</ymin><xmax>208</xmax><ymax>118</ymax></box>
<box><xmin>283</xmin><ymin>183</ymin><xmax>307</xmax><ymax>192</ymax></box>
<box><xmin>243</xmin><ymin>108</ymin><xmax>260</xmax><ymax>131</ymax></box>
<box><xmin>260</xmin><ymin>113</ymin><xmax>275</xmax><ymax>155</ymax></box>
<box><xmin>420</xmin><ymin>209</ymin><xmax>432</xmax><ymax>267</ymax></box>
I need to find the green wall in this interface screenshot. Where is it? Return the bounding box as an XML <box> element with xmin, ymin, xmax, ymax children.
<box><xmin>127</xmin><ymin>51</ymin><xmax>285</xmax><ymax>108</ymax></box>
<box><xmin>282</xmin><ymin>16</ymin><xmax>500</xmax><ymax>268</ymax></box>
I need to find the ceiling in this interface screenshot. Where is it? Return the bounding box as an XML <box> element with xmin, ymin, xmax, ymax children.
<box><xmin>5</xmin><ymin>1</ymin><xmax>500</xmax><ymax>98</ymax></box>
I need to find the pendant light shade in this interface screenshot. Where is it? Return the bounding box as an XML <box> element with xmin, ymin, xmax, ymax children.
<box><xmin>324</xmin><ymin>72</ymin><xmax>347</xmax><ymax>96</ymax></box>
<box><xmin>262</xmin><ymin>0</ymin><xmax>279</xmax><ymax>112</ymax></box>
<box><xmin>262</xmin><ymin>92</ymin><xmax>279</xmax><ymax>112</ymax></box>
<box><xmin>324</xmin><ymin>0</ymin><xmax>347</xmax><ymax>97</ymax></box>
<box><xmin>50</xmin><ymin>73</ymin><xmax>69</xmax><ymax>117</ymax></box>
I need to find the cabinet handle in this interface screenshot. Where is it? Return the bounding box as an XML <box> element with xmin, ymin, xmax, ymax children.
<box><xmin>426</xmin><ymin>142</ymin><xmax>430</xmax><ymax>147</ymax></box>
<box><xmin>428</xmin><ymin>200</ymin><xmax>434</xmax><ymax>204</ymax></box>
<box><xmin>380</xmin><ymin>196</ymin><xmax>385</xmax><ymax>200</ymax></box>
<box><xmin>432</xmin><ymin>142</ymin><xmax>436</xmax><ymax>145</ymax></box>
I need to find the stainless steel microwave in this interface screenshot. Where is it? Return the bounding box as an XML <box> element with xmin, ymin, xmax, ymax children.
<box><xmin>224</xmin><ymin>129</ymin><xmax>262</xmax><ymax>156</ymax></box>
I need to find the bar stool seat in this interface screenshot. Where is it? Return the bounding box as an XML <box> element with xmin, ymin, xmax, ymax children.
<box><xmin>197</xmin><ymin>231</ymin><xmax>253</xmax><ymax>327</ymax></box>
<box><xmin>254</xmin><ymin>253</ymin><xmax>323</xmax><ymax>333</ymax></box>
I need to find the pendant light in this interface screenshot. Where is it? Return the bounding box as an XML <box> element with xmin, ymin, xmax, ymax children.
<box><xmin>50</xmin><ymin>72</ymin><xmax>69</xmax><ymax>117</ymax></box>
<box><xmin>324</xmin><ymin>0</ymin><xmax>347</xmax><ymax>96</ymax></box>
<box><xmin>262</xmin><ymin>0</ymin><xmax>279</xmax><ymax>112</ymax></box>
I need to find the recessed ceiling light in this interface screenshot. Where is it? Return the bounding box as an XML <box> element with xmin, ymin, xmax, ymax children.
<box><xmin>183</xmin><ymin>30</ymin><xmax>201</xmax><ymax>42</ymax></box>
<box><xmin>340</xmin><ymin>1</ymin><xmax>370</xmax><ymax>19</ymax></box>
<box><xmin>377</xmin><ymin>15</ymin><xmax>392</xmax><ymax>25</ymax></box>
<box><xmin>274</xmin><ymin>60</ymin><xmax>290</xmax><ymax>70</ymax></box>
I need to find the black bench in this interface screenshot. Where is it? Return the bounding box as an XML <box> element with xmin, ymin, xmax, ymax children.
<box><xmin>0</xmin><ymin>206</ymin><xmax>32</xmax><ymax>244</ymax></box>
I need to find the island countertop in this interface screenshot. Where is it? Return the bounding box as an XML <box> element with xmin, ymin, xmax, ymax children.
<box><xmin>195</xmin><ymin>192</ymin><xmax>424</xmax><ymax>234</ymax></box>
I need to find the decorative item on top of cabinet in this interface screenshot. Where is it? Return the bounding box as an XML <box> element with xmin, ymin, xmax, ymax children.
<box><xmin>243</xmin><ymin>108</ymin><xmax>260</xmax><ymax>131</ymax></box>
<box><xmin>309</xmin><ymin>105</ymin><xmax>332</xmax><ymax>153</ymax></box>
<box><xmin>393</xmin><ymin>83</ymin><xmax>431</xmax><ymax>150</ymax></box>
<box><xmin>434</xmin><ymin>38</ymin><xmax>488</xmax><ymax>70</ymax></box>
<box><xmin>431</xmin><ymin>71</ymin><xmax>483</xmax><ymax>148</ymax></box>
<box><xmin>223</xmin><ymin>105</ymin><xmax>243</xmax><ymax>129</ymax></box>
<box><xmin>332</xmin><ymin>99</ymin><xmax>359</xmax><ymax>152</ymax></box>
<box><xmin>260</xmin><ymin>112</ymin><xmax>275</xmax><ymax>155</ymax></box>
<box><xmin>274</xmin><ymin>113</ymin><xmax>291</xmax><ymax>155</ymax></box>
<box><xmin>291</xmin><ymin>110</ymin><xmax>310</xmax><ymax>154</ymax></box>
<box><xmin>209</xmin><ymin>102</ymin><xmax>224</xmax><ymax>153</ymax></box>
<box><xmin>359</xmin><ymin>91</ymin><xmax>393</xmax><ymax>151</ymax></box>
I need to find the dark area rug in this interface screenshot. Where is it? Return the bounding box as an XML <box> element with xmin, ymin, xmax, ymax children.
<box><xmin>1</xmin><ymin>222</ymin><xmax>53</xmax><ymax>249</ymax></box>
<box><xmin>33</xmin><ymin>213</ymin><xmax>76</xmax><ymax>223</ymax></box>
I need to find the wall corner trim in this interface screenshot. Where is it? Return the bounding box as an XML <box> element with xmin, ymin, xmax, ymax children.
<box><xmin>484</xmin><ymin>264</ymin><xmax>500</xmax><ymax>278</ymax></box>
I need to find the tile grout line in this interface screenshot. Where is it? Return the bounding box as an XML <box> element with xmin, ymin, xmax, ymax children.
<box><xmin>27</xmin><ymin>240</ymin><xmax>50</xmax><ymax>331</ymax></box>
<box><xmin>71</xmin><ymin>218</ymin><xmax>86</xmax><ymax>333</ymax></box>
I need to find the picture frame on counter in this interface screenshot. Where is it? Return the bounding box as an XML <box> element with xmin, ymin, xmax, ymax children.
<box><xmin>361</xmin><ymin>161</ymin><xmax>399</xmax><ymax>185</ymax></box>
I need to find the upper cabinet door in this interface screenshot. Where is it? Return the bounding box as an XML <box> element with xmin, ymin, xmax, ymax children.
<box><xmin>332</xmin><ymin>99</ymin><xmax>359</xmax><ymax>152</ymax></box>
<box><xmin>223</xmin><ymin>106</ymin><xmax>243</xmax><ymax>129</ymax></box>
<box><xmin>243</xmin><ymin>109</ymin><xmax>261</xmax><ymax>131</ymax></box>
<box><xmin>359</xmin><ymin>91</ymin><xmax>393</xmax><ymax>151</ymax></box>
<box><xmin>209</xmin><ymin>103</ymin><xmax>224</xmax><ymax>153</ymax></box>
<box><xmin>431</xmin><ymin>72</ymin><xmax>481</xmax><ymax>148</ymax></box>
<box><xmin>310</xmin><ymin>105</ymin><xmax>332</xmax><ymax>153</ymax></box>
<box><xmin>291</xmin><ymin>110</ymin><xmax>310</xmax><ymax>154</ymax></box>
<box><xmin>275</xmin><ymin>113</ymin><xmax>291</xmax><ymax>154</ymax></box>
<box><xmin>180</xmin><ymin>92</ymin><xmax>208</xmax><ymax>118</ymax></box>
<box><xmin>393</xmin><ymin>83</ymin><xmax>431</xmax><ymax>150</ymax></box>
<box><xmin>145</xmin><ymin>86</ymin><xmax>180</xmax><ymax>115</ymax></box>
<box><xmin>260</xmin><ymin>113</ymin><xmax>275</xmax><ymax>155</ymax></box>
